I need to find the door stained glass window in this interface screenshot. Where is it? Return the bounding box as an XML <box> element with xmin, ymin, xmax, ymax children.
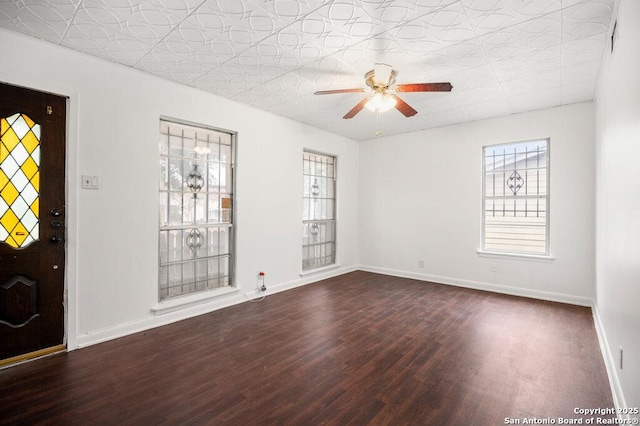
<box><xmin>0</xmin><ymin>113</ymin><xmax>40</xmax><ymax>249</ymax></box>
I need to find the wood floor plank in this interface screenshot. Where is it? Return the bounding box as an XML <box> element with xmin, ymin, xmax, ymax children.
<box><xmin>0</xmin><ymin>271</ymin><xmax>614</xmax><ymax>425</ymax></box>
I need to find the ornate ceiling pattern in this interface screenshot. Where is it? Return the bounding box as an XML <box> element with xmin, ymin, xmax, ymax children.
<box><xmin>0</xmin><ymin>0</ymin><xmax>615</xmax><ymax>140</ymax></box>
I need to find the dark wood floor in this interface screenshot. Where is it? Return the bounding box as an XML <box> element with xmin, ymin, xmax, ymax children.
<box><xmin>0</xmin><ymin>271</ymin><xmax>613</xmax><ymax>425</ymax></box>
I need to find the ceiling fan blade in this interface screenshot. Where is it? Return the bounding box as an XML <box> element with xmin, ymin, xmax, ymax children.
<box><xmin>390</xmin><ymin>94</ymin><xmax>418</xmax><ymax>117</ymax></box>
<box><xmin>314</xmin><ymin>88</ymin><xmax>366</xmax><ymax>95</ymax></box>
<box><xmin>343</xmin><ymin>97</ymin><xmax>370</xmax><ymax>119</ymax></box>
<box><xmin>394</xmin><ymin>82</ymin><xmax>453</xmax><ymax>92</ymax></box>
<box><xmin>374</xmin><ymin>63</ymin><xmax>393</xmax><ymax>86</ymax></box>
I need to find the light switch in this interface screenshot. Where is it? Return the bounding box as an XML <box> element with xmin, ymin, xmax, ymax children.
<box><xmin>81</xmin><ymin>175</ymin><xmax>100</xmax><ymax>190</ymax></box>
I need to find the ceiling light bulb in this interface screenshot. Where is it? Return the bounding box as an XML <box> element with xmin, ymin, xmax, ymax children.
<box><xmin>379</xmin><ymin>94</ymin><xmax>397</xmax><ymax>112</ymax></box>
<box><xmin>365</xmin><ymin>93</ymin><xmax>383</xmax><ymax>111</ymax></box>
<box><xmin>365</xmin><ymin>93</ymin><xmax>397</xmax><ymax>113</ymax></box>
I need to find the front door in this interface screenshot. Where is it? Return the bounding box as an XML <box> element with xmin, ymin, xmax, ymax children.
<box><xmin>0</xmin><ymin>82</ymin><xmax>66</xmax><ymax>361</ymax></box>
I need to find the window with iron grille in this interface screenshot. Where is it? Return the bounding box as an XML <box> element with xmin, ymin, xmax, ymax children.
<box><xmin>483</xmin><ymin>139</ymin><xmax>549</xmax><ymax>256</ymax></box>
<box><xmin>302</xmin><ymin>151</ymin><xmax>336</xmax><ymax>271</ymax></box>
<box><xmin>158</xmin><ymin>119</ymin><xmax>235</xmax><ymax>301</ymax></box>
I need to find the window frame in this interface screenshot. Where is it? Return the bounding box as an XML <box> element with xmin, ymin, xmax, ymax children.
<box><xmin>302</xmin><ymin>149</ymin><xmax>337</xmax><ymax>272</ymax></box>
<box><xmin>158</xmin><ymin>117</ymin><xmax>237</xmax><ymax>302</ymax></box>
<box><xmin>481</xmin><ymin>138</ymin><xmax>551</xmax><ymax>258</ymax></box>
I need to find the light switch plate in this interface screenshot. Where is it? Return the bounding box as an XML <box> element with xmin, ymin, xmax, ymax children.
<box><xmin>81</xmin><ymin>175</ymin><xmax>100</xmax><ymax>190</ymax></box>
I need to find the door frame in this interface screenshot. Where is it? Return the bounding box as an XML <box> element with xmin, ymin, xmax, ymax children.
<box><xmin>0</xmin><ymin>73</ymin><xmax>80</xmax><ymax>353</ymax></box>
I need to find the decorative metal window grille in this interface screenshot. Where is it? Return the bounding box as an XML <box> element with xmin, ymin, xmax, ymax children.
<box><xmin>483</xmin><ymin>139</ymin><xmax>549</xmax><ymax>255</ymax></box>
<box><xmin>302</xmin><ymin>151</ymin><xmax>336</xmax><ymax>271</ymax></box>
<box><xmin>159</xmin><ymin>119</ymin><xmax>235</xmax><ymax>301</ymax></box>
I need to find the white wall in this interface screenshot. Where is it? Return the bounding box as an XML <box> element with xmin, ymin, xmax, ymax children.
<box><xmin>595</xmin><ymin>0</ymin><xmax>640</xmax><ymax>412</ymax></box>
<box><xmin>359</xmin><ymin>103</ymin><xmax>596</xmax><ymax>305</ymax></box>
<box><xmin>0</xmin><ymin>29</ymin><xmax>360</xmax><ymax>347</ymax></box>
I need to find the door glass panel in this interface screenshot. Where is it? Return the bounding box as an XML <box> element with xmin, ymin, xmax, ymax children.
<box><xmin>0</xmin><ymin>113</ymin><xmax>40</xmax><ymax>249</ymax></box>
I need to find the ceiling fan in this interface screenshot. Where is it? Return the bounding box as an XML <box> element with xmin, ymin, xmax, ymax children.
<box><xmin>314</xmin><ymin>63</ymin><xmax>452</xmax><ymax>119</ymax></box>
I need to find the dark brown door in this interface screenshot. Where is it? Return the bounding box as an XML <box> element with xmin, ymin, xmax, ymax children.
<box><xmin>0</xmin><ymin>82</ymin><xmax>66</xmax><ymax>360</ymax></box>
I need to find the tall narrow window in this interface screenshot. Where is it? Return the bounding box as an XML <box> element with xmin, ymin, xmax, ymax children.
<box><xmin>302</xmin><ymin>151</ymin><xmax>336</xmax><ymax>271</ymax></box>
<box><xmin>483</xmin><ymin>139</ymin><xmax>549</xmax><ymax>256</ymax></box>
<box><xmin>159</xmin><ymin>119</ymin><xmax>235</xmax><ymax>301</ymax></box>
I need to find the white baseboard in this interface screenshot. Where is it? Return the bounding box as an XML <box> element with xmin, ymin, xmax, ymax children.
<box><xmin>75</xmin><ymin>264</ymin><xmax>359</xmax><ymax>349</ymax></box>
<box><xmin>75</xmin><ymin>291</ymin><xmax>247</xmax><ymax>349</ymax></box>
<box><xmin>592</xmin><ymin>303</ymin><xmax>628</xmax><ymax>421</ymax></box>
<box><xmin>358</xmin><ymin>264</ymin><xmax>594</xmax><ymax>306</ymax></box>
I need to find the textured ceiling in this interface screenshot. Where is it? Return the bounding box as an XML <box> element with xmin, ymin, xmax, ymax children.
<box><xmin>0</xmin><ymin>0</ymin><xmax>615</xmax><ymax>140</ymax></box>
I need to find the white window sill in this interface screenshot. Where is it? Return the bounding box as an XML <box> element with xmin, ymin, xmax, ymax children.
<box><xmin>300</xmin><ymin>263</ymin><xmax>341</xmax><ymax>277</ymax></box>
<box><xmin>151</xmin><ymin>286</ymin><xmax>239</xmax><ymax>315</ymax></box>
<box><xmin>476</xmin><ymin>250</ymin><xmax>555</xmax><ymax>263</ymax></box>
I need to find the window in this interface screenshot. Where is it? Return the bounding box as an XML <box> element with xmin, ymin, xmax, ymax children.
<box><xmin>302</xmin><ymin>151</ymin><xmax>336</xmax><ymax>271</ymax></box>
<box><xmin>159</xmin><ymin>119</ymin><xmax>235</xmax><ymax>301</ymax></box>
<box><xmin>483</xmin><ymin>139</ymin><xmax>549</xmax><ymax>256</ymax></box>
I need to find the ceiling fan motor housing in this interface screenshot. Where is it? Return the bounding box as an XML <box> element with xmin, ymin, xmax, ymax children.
<box><xmin>365</xmin><ymin>69</ymin><xmax>397</xmax><ymax>90</ymax></box>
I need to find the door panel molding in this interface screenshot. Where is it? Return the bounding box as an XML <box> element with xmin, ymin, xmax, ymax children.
<box><xmin>0</xmin><ymin>275</ymin><xmax>39</xmax><ymax>328</ymax></box>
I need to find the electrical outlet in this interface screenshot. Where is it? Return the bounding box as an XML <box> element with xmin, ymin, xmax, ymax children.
<box><xmin>418</xmin><ymin>260</ymin><xmax>424</xmax><ymax>268</ymax></box>
<box><xmin>490</xmin><ymin>262</ymin><xmax>498</xmax><ymax>273</ymax></box>
<box><xmin>619</xmin><ymin>346</ymin><xmax>623</xmax><ymax>369</ymax></box>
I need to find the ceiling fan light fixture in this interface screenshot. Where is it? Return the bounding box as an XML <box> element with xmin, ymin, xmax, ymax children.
<box><xmin>314</xmin><ymin>64</ymin><xmax>451</xmax><ymax>119</ymax></box>
<box><xmin>365</xmin><ymin>92</ymin><xmax>397</xmax><ymax>113</ymax></box>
